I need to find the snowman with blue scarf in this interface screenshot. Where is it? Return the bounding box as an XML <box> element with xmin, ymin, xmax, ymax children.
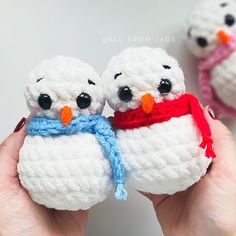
<box><xmin>18</xmin><ymin>56</ymin><xmax>127</xmax><ymax>211</ymax></box>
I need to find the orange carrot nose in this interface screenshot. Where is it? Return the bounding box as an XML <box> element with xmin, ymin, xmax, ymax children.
<box><xmin>217</xmin><ymin>30</ymin><xmax>230</xmax><ymax>44</ymax></box>
<box><xmin>141</xmin><ymin>93</ymin><xmax>155</xmax><ymax>114</ymax></box>
<box><xmin>60</xmin><ymin>106</ymin><xmax>73</xmax><ymax>126</ymax></box>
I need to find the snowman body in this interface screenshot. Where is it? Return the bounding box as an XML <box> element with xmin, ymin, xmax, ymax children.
<box><xmin>18</xmin><ymin>132</ymin><xmax>112</xmax><ymax>210</ymax></box>
<box><xmin>117</xmin><ymin>114</ymin><xmax>211</xmax><ymax>194</ymax></box>
<box><xmin>103</xmin><ymin>47</ymin><xmax>215</xmax><ymax>195</ymax></box>
<box><xmin>211</xmin><ymin>52</ymin><xmax>236</xmax><ymax>110</ymax></box>
<box><xmin>185</xmin><ymin>0</ymin><xmax>236</xmax><ymax>117</ymax></box>
<box><xmin>17</xmin><ymin>56</ymin><xmax>127</xmax><ymax>210</ymax></box>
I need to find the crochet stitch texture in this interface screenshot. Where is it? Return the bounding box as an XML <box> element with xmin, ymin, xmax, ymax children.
<box><xmin>113</xmin><ymin>93</ymin><xmax>215</xmax><ymax>158</ymax></box>
<box><xmin>103</xmin><ymin>47</ymin><xmax>213</xmax><ymax>194</ymax></box>
<box><xmin>199</xmin><ymin>32</ymin><xmax>236</xmax><ymax>117</ymax></box>
<box><xmin>18</xmin><ymin>56</ymin><xmax>126</xmax><ymax>210</ymax></box>
<box><xmin>27</xmin><ymin>115</ymin><xmax>127</xmax><ymax>201</ymax></box>
<box><xmin>186</xmin><ymin>0</ymin><xmax>236</xmax><ymax>118</ymax></box>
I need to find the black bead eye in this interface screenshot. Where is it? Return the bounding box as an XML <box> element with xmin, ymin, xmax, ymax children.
<box><xmin>38</xmin><ymin>94</ymin><xmax>52</xmax><ymax>110</ymax></box>
<box><xmin>158</xmin><ymin>79</ymin><xmax>172</xmax><ymax>95</ymax></box>
<box><xmin>118</xmin><ymin>86</ymin><xmax>133</xmax><ymax>102</ymax></box>
<box><xmin>225</xmin><ymin>14</ymin><xmax>235</xmax><ymax>26</ymax></box>
<box><xmin>196</xmin><ymin>37</ymin><xmax>208</xmax><ymax>48</ymax></box>
<box><xmin>76</xmin><ymin>93</ymin><xmax>92</xmax><ymax>109</ymax></box>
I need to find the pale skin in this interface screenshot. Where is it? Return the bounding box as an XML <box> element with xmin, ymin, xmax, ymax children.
<box><xmin>0</xmin><ymin>107</ymin><xmax>235</xmax><ymax>236</ymax></box>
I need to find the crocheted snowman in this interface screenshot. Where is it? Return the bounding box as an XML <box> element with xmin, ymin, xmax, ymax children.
<box><xmin>186</xmin><ymin>0</ymin><xmax>236</xmax><ymax>118</ymax></box>
<box><xmin>103</xmin><ymin>47</ymin><xmax>215</xmax><ymax>195</ymax></box>
<box><xmin>18</xmin><ymin>56</ymin><xmax>127</xmax><ymax>210</ymax></box>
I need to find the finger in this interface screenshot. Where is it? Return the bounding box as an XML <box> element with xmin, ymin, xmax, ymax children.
<box><xmin>204</xmin><ymin>107</ymin><xmax>236</xmax><ymax>167</ymax></box>
<box><xmin>50</xmin><ymin>209</ymin><xmax>88</xmax><ymax>234</ymax></box>
<box><xmin>139</xmin><ymin>190</ymin><xmax>170</xmax><ymax>209</ymax></box>
<box><xmin>0</xmin><ymin>118</ymin><xmax>27</xmax><ymax>178</ymax></box>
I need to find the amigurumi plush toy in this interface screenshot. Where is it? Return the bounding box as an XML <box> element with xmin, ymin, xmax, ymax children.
<box><xmin>103</xmin><ymin>47</ymin><xmax>216</xmax><ymax>195</ymax></box>
<box><xmin>18</xmin><ymin>56</ymin><xmax>127</xmax><ymax>210</ymax></box>
<box><xmin>186</xmin><ymin>0</ymin><xmax>236</xmax><ymax>118</ymax></box>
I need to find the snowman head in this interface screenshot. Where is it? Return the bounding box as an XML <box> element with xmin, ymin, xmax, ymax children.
<box><xmin>186</xmin><ymin>0</ymin><xmax>236</xmax><ymax>58</ymax></box>
<box><xmin>25</xmin><ymin>56</ymin><xmax>105</xmax><ymax>126</ymax></box>
<box><xmin>103</xmin><ymin>47</ymin><xmax>185</xmax><ymax>113</ymax></box>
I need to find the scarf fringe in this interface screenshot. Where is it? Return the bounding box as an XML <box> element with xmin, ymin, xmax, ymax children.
<box><xmin>115</xmin><ymin>183</ymin><xmax>128</xmax><ymax>201</ymax></box>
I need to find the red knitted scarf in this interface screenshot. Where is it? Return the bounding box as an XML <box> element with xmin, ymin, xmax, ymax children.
<box><xmin>113</xmin><ymin>93</ymin><xmax>216</xmax><ymax>158</ymax></box>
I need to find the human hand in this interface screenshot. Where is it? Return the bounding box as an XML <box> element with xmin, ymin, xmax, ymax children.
<box><xmin>0</xmin><ymin>118</ymin><xmax>88</xmax><ymax>236</ymax></box>
<box><xmin>143</xmin><ymin>107</ymin><xmax>236</xmax><ymax>236</ymax></box>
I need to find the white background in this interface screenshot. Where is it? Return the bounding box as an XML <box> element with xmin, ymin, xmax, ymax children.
<box><xmin>1</xmin><ymin>1</ymin><xmax>236</xmax><ymax>236</ymax></box>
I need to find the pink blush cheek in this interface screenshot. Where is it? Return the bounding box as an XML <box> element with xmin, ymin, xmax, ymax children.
<box><xmin>115</xmin><ymin>103</ymin><xmax>122</xmax><ymax>110</ymax></box>
<box><xmin>33</xmin><ymin>107</ymin><xmax>40</xmax><ymax>115</ymax></box>
<box><xmin>89</xmin><ymin>108</ymin><xmax>96</xmax><ymax>115</ymax></box>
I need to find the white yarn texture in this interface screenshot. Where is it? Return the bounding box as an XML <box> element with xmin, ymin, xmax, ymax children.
<box><xmin>211</xmin><ymin>52</ymin><xmax>236</xmax><ymax>109</ymax></box>
<box><xmin>104</xmin><ymin>47</ymin><xmax>212</xmax><ymax>194</ymax></box>
<box><xmin>103</xmin><ymin>47</ymin><xmax>185</xmax><ymax>112</ymax></box>
<box><xmin>18</xmin><ymin>133</ymin><xmax>112</xmax><ymax>210</ymax></box>
<box><xmin>186</xmin><ymin>0</ymin><xmax>236</xmax><ymax>58</ymax></box>
<box><xmin>117</xmin><ymin>115</ymin><xmax>211</xmax><ymax>194</ymax></box>
<box><xmin>25</xmin><ymin>56</ymin><xmax>105</xmax><ymax>118</ymax></box>
<box><xmin>18</xmin><ymin>56</ymin><xmax>112</xmax><ymax>210</ymax></box>
<box><xmin>186</xmin><ymin>0</ymin><xmax>236</xmax><ymax>111</ymax></box>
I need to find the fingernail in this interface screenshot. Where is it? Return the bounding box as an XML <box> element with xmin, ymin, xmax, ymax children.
<box><xmin>208</xmin><ymin>107</ymin><xmax>217</xmax><ymax>120</ymax></box>
<box><xmin>14</xmin><ymin>117</ymin><xmax>26</xmax><ymax>133</ymax></box>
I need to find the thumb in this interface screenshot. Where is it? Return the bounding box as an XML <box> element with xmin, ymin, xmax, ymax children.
<box><xmin>204</xmin><ymin>107</ymin><xmax>236</xmax><ymax>169</ymax></box>
<box><xmin>0</xmin><ymin>118</ymin><xmax>27</xmax><ymax>179</ymax></box>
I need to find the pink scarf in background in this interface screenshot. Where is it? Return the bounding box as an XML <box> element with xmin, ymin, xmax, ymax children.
<box><xmin>199</xmin><ymin>32</ymin><xmax>236</xmax><ymax>118</ymax></box>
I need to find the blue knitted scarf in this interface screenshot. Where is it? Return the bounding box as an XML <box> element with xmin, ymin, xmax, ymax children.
<box><xmin>27</xmin><ymin>115</ymin><xmax>127</xmax><ymax>201</ymax></box>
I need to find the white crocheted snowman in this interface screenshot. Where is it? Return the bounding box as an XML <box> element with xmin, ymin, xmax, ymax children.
<box><xmin>18</xmin><ymin>56</ymin><xmax>127</xmax><ymax>210</ymax></box>
<box><xmin>103</xmin><ymin>47</ymin><xmax>215</xmax><ymax>195</ymax></box>
<box><xmin>186</xmin><ymin>0</ymin><xmax>236</xmax><ymax>117</ymax></box>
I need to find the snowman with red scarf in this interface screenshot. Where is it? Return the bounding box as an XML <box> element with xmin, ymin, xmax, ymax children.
<box><xmin>103</xmin><ymin>47</ymin><xmax>216</xmax><ymax>195</ymax></box>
